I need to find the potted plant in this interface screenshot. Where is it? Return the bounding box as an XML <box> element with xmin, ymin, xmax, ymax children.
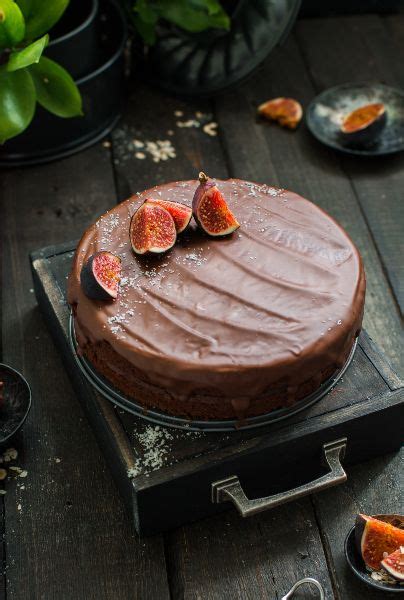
<box><xmin>125</xmin><ymin>0</ymin><xmax>301</xmax><ymax>96</ymax></box>
<box><xmin>0</xmin><ymin>0</ymin><xmax>127</xmax><ymax>166</ymax></box>
<box><xmin>0</xmin><ymin>0</ymin><xmax>82</xmax><ymax>144</ymax></box>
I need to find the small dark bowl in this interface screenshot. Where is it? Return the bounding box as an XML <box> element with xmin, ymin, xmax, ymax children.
<box><xmin>0</xmin><ymin>364</ymin><xmax>31</xmax><ymax>446</ymax></box>
<box><xmin>306</xmin><ymin>82</ymin><xmax>404</xmax><ymax>156</ymax></box>
<box><xmin>345</xmin><ymin>525</ymin><xmax>404</xmax><ymax>594</ymax></box>
<box><xmin>47</xmin><ymin>0</ymin><xmax>99</xmax><ymax>80</ymax></box>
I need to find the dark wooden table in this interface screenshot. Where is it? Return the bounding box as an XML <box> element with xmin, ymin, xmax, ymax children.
<box><xmin>1</xmin><ymin>14</ymin><xmax>403</xmax><ymax>600</ymax></box>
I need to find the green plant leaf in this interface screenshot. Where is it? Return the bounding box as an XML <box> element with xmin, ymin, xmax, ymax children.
<box><xmin>132</xmin><ymin>13</ymin><xmax>156</xmax><ymax>45</ymax></box>
<box><xmin>7</xmin><ymin>33</ymin><xmax>48</xmax><ymax>71</ymax></box>
<box><xmin>160</xmin><ymin>0</ymin><xmax>230</xmax><ymax>33</ymax></box>
<box><xmin>29</xmin><ymin>56</ymin><xmax>82</xmax><ymax>118</ymax></box>
<box><xmin>0</xmin><ymin>0</ymin><xmax>25</xmax><ymax>49</ymax></box>
<box><xmin>15</xmin><ymin>0</ymin><xmax>31</xmax><ymax>19</ymax></box>
<box><xmin>0</xmin><ymin>68</ymin><xmax>36</xmax><ymax>143</ymax></box>
<box><xmin>23</xmin><ymin>0</ymin><xmax>69</xmax><ymax>39</ymax></box>
<box><xmin>133</xmin><ymin>0</ymin><xmax>159</xmax><ymax>24</ymax></box>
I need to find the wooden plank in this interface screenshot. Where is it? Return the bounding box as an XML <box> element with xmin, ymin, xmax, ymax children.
<box><xmin>312</xmin><ymin>448</ymin><xmax>404</xmax><ymax>600</ymax></box>
<box><xmin>111</xmin><ymin>85</ymin><xmax>227</xmax><ymax>201</ymax></box>
<box><xmin>110</xmin><ymin>83</ymin><xmax>336</xmax><ymax>596</ymax></box>
<box><xmin>214</xmin><ymin>23</ymin><xmax>404</xmax><ymax>600</ymax></box>
<box><xmin>296</xmin><ymin>15</ymin><xmax>404</xmax><ymax>316</ymax></box>
<box><xmin>166</xmin><ymin>502</ymin><xmax>334</xmax><ymax>600</ymax></box>
<box><xmin>0</xmin><ymin>144</ymin><xmax>170</xmax><ymax>599</ymax></box>
<box><xmin>293</xmin><ymin>15</ymin><xmax>404</xmax><ymax>600</ymax></box>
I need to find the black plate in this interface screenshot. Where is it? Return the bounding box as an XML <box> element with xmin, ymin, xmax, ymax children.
<box><xmin>0</xmin><ymin>364</ymin><xmax>31</xmax><ymax>445</ymax></box>
<box><xmin>345</xmin><ymin>525</ymin><xmax>404</xmax><ymax>593</ymax></box>
<box><xmin>306</xmin><ymin>83</ymin><xmax>404</xmax><ymax>156</ymax></box>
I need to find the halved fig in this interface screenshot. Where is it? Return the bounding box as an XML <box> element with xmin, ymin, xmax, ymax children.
<box><xmin>145</xmin><ymin>198</ymin><xmax>192</xmax><ymax>233</ymax></box>
<box><xmin>192</xmin><ymin>172</ymin><xmax>240</xmax><ymax>237</ymax></box>
<box><xmin>130</xmin><ymin>202</ymin><xmax>176</xmax><ymax>255</ymax></box>
<box><xmin>381</xmin><ymin>547</ymin><xmax>404</xmax><ymax>581</ymax></box>
<box><xmin>80</xmin><ymin>252</ymin><xmax>122</xmax><ymax>301</ymax></box>
<box><xmin>257</xmin><ymin>97</ymin><xmax>303</xmax><ymax>129</ymax></box>
<box><xmin>355</xmin><ymin>514</ymin><xmax>404</xmax><ymax>570</ymax></box>
<box><xmin>340</xmin><ymin>103</ymin><xmax>386</xmax><ymax>146</ymax></box>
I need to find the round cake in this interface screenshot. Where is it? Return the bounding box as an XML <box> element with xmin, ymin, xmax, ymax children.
<box><xmin>68</xmin><ymin>178</ymin><xmax>366</xmax><ymax>420</ymax></box>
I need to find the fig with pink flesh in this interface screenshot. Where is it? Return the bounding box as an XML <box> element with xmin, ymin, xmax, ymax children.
<box><xmin>80</xmin><ymin>252</ymin><xmax>122</xmax><ymax>301</ymax></box>
<box><xmin>130</xmin><ymin>202</ymin><xmax>176</xmax><ymax>255</ymax></box>
<box><xmin>355</xmin><ymin>514</ymin><xmax>404</xmax><ymax>570</ymax></box>
<box><xmin>146</xmin><ymin>198</ymin><xmax>192</xmax><ymax>233</ymax></box>
<box><xmin>381</xmin><ymin>547</ymin><xmax>404</xmax><ymax>581</ymax></box>
<box><xmin>192</xmin><ymin>172</ymin><xmax>240</xmax><ymax>237</ymax></box>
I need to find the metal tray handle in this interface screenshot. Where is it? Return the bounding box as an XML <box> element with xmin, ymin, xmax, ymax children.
<box><xmin>211</xmin><ymin>438</ymin><xmax>347</xmax><ymax>517</ymax></box>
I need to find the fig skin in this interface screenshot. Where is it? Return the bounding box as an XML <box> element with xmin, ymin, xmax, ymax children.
<box><xmin>145</xmin><ymin>198</ymin><xmax>192</xmax><ymax>233</ymax></box>
<box><xmin>257</xmin><ymin>97</ymin><xmax>303</xmax><ymax>129</ymax></box>
<box><xmin>340</xmin><ymin>103</ymin><xmax>386</xmax><ymax>146</ymax></box>
<box><xmin>80</xmin><ymin>252</ymin><xmax>122</xmax><ymax>301</ymax></box>
<box><xmin>381</xmin><ymin>547</ymin><xmax>404</xmax><ymax>581</ymax></box>
<box><xmin>192</xmin><ymin>172</ymin><xmax>240</xmax><ymax>237</ymax></box>
<box><xmin>355</xmin><ymin>514</ymin><xmax>404</xmax><ymax>571</ymax></box>
<box><xmin>130</xmin><ymin>202</ymin><xmax>177</xmax><ymax>255</ymax></box>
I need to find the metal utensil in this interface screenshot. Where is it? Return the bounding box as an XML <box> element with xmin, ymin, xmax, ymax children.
<box><xmin>281</xmin><ymin>577</ymin><xmax>325</xmax><ymax>600</ymax></box>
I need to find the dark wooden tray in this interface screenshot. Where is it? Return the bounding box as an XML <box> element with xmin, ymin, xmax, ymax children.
<box><xmin>30</xmin><ymin>242</ymin><xmax>404</xmax><ymax>536</ymax></box>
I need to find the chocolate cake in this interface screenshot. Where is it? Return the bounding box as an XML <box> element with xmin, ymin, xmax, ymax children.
<box><xmin>68</xmin><ymin>178</ymin><xmax>366</xmax><ymax>420</ymax></box>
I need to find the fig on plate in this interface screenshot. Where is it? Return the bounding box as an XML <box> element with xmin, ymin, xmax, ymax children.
<box><xmin>130</xmin><ymin>201</ymin><xmax>176</xmax><ymax>255</ymax></box>
<box><xmin>80</xmin><ymin>252</ymin><xmax>122</xmax><ymax>301</ymax></box>
<box><xmin>340</xmin><ymin>103</ymin><xmax>386</xmax><ymax>146</ymax></box>
<box><xmin>381</xmin><ymin>547</ymin><xmax>404</xmax><ymax>581</ymax></box>
<box><xmin>145</xmin><ymin>198</ymin><xmax>192</xmax><ymax>233</ymax></box>
<box><xmin>192</xmin><ymin>172</ymin><xmax>240</xmax><ymax>237</ymax></box>
<box><xmin>257</xmin><ymin>97</ymin><xmax>303</xmax><ymax>129</ymax></box>
<box><xmin>355</xmin><ymin>514</ymin><xmax>404</xmax><ymax>571</ymax></box>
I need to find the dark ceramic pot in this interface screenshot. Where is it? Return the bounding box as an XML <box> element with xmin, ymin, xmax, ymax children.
<box><xmin>47</xmin><ymin>0</ymin><xmax>99</xmax><ymax>80</ymax></box>
<box><xmin>0</xmin><ymin>0</ymin><xmax>127</xmax><ymax>167</ymax></box>
<box><xmin>143</xmin><ymin>0</ymin><xmax>301</xmax><ymax>97</ymax></box>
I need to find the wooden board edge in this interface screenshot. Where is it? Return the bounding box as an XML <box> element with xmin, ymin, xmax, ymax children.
<box><xmin>359</xmin><ymin>330</ymin><xmax>403</xmax><ymax>391</ymax></box>
<box><xmin>30</xmin><ymin>254</ymin><xmax>141</xmax><ymax>529</ymax></box>
<box><xmin>135</xmin><ymin>387</ymin><xmax>404</xmax><ymax>492</ymax></box>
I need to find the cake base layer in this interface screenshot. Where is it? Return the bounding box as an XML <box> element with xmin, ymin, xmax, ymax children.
<box><xmin>77</xmin><ymin>333</ymin><xmax>356</xmax><ymax>420</ymax></box>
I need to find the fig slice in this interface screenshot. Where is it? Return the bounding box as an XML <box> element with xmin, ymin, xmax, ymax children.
<box><xmin>145</xmin><ymin>198</ymin><xmax>192</xmax><ymax>233</ymax></box>
<box><xmin>340</xmin><ymin>103</ymin><xmax>386</xmax><ymax>146</ymax></box>
<box><xmin>80</xmin><ymin>251</ymin><xmax>122</xmax><ymax>301</ymax></box>
<box><xmin>381</xmin><ymin>547</ymin><xmax>404</xmax><ymax>581</ymax></box>
<box><xmin>355</xmin><ymin>514</ymin><xmax>404</xmax><ymax>571</ymax></box>
<box><xmin>192</xmin><ymin>172</ymin><xmax>240</xmax><ymax>237</ymax></box>
<box><xmin>257</xmin><ymin>97</ymin><xmax>303</xmax><ymax>129</ymax></box>
<box><xmin>130</xmin><ymin>201</ymin><xmax>177</xmax><ymax>255</ymax></box>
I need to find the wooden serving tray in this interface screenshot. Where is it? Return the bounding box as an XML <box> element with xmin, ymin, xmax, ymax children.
<box><xmin>30</xmin><ymin>242</ymin><xmax>404</xmax><ymax>535</ymax></box>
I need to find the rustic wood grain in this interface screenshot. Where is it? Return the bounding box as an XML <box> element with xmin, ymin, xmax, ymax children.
<box><xmin>0</xmin><ymin>145</ymin><xmax>170</xmax><ymax>599</ymax></box>
<box><xmin>215</xmin><ymin>19</ymin><xmax>404</xmax><ymax>600</ymax></box>
<box><xmin>111</xmin><ymin>84</ymin><xmax>227</xmax><ymax>201</ymax></box>
<box><xmin>293</xmin><ymin>15</ymin><xmax>404</xmax><ymax>600</ymax></box>
<box><xmin>296</xmin><ymin>15</ymin><xmax>404</xmax><ymax>316</ymax></box>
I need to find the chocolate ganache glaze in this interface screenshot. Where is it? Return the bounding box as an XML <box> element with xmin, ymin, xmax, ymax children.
<box><xmin>68</xmin><ymin>179</ymin><xmax>366</xmax><ymax>420</ymax></box>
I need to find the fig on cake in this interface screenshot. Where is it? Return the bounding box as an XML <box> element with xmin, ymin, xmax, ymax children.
<box><xmin>80</xmin><ymin>252</ymin><xmax>122</xmax><ymax>301</ymax></box>
<box><xmin>130</xmin><ymin>201</ymin><xmax>177</xmax><ymax>254</ymax></box>
<box><xmin>192</xmin><ymin>172</ymin><xmax>240</xmax><ymax>237</ymax></box>
<box><xmin>145</xmin><ymin>198</ymin><xmax>192</xmax><ymax>233</ymax></box>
